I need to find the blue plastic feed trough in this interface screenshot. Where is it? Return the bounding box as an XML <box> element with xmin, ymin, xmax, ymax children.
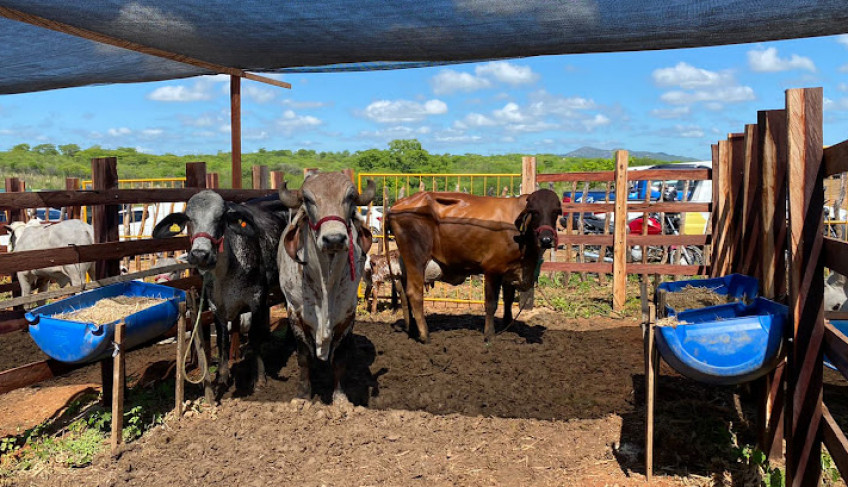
<box><xmin>26</xmin><ymin>281</ymin><xmax>185</xmax><ymax>364</ymax></box>
<box><xmin>657</xmin><ymin>274</ymin><xmax>759</xmax><ymax>317</ymax></box>
<box><xmin>655</xmin><ymin>297</ymin><xmax>787</xmax><ymax>385</ymax></box>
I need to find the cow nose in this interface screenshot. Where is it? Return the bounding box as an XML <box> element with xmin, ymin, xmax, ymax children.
<box><xmin>189</xmin><ymin>248</ymin><xmax>215</xmax><ymax>268</ymax></box>
<box><xmin>321</xmin><ymin>233</ymin><xmax>348</xmax><ymax>251</ymax></box>
<box><xmin>540</xmin><ymin>235</ymin><xmax>554</xmax><ymax>249</ymax></box>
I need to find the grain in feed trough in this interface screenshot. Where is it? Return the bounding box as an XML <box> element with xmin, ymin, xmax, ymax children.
<box><xmin>52</xmin><ymin>296</ymin><xmax>166</xmax><ymax>325</ymax></box>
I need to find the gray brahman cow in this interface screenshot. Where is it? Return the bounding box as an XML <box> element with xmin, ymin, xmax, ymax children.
<box><xmin>153</xmin><ymin>190</ymin><xmax>288</xmax><ymax>395</ymax></box>
<box><xmin>3</xmin><ymin>219</ymin><xmax>94</xmax><ymax>307</ymax></box>
<box><xmin>277</xmin><ymin>172</ymin><xmax>375</xmax><ymax>403</ymax></box>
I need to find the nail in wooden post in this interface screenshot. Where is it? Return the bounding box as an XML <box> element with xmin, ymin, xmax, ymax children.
<box><xmin>175</xmin><ymin>301</ymin><xmax>186</xmax><ymax>417</ymax></box>
<box><xmin>111</xmin><ymin>320</ymin><xmax>126</xmax><ymax>454</ymax></box>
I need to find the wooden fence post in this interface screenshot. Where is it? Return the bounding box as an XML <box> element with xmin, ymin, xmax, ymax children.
<box><xmin>521</xmin><ymin>156</ymin><xmax>536</xmax><ymax>195</ymax></box>
<box><xmin>4</xmin><ymin>178</ymin><xmax>25</xmax><ymax>223</ymax></box>
<box><xmin>175</xmin><ymin>302</ymin><xmax>186</xmax><ymax>417</ymax></box>
<box><xmin>252</xmin><ymin>165</ymin><xmax>269</xmax><ymax>189</ymax></box>
<box><xmin>612</xmin><ymin>150</ymin><xmax>629</xmax><ymax>311</ymax></box>
<box><xmin>785</xmin><ymin>87</ymin><xmax>824</xmax><ymax>487</ymax></box>
<box><xmin>65</xmin><ymin>177</ymin><xmax>81</xmax><ymax>220</ymax></box>
<box><xmin>110</xmin><ymin>320</ymin><xmax>126</xmax><ymax>455</ymax></box>
<box><xmin>741</xmin><ymin>124</ymin><xmax>762</xmax><ymax>279</ymax></box>
<box><xmin>186</xmin><ymin>162</ymin><xmax>207</xmax><ymax>189</ymax></box>
<box><xmin>92</xmin><ymin>157</ymin><xmax>120</xmax><ymax>407</ymax></box>
<box><xmin>230</xmin><ymin>75</ymin><xmax>242</xmax><ymax>190</ymax></box>
<box><xmin>757</xmin><ymin>109</ymin><xmax>788</xmax><ymax>461</ymax></box>
<box><xmin>709</xmin><ymin>144</ymin><xmax>720</xmax><ymax>276</ymax></box>
<box><xmin>270</xmin><ymin>171</ymin><xmax>285</xmax><ymax>190</ymax></box>
<box><xmin>728</xmin><ymin>133</ymin><xmax>746</xmax><ymax>274</ymax></box>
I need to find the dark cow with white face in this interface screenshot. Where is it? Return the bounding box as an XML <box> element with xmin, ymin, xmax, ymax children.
<box><xmin>277</xmin><ymin>172</ymin><xmax>375</xmax><ymax>403</ymax></box>
<box><xmin>153</xmin><ymin>190</ymin><xmax>288</xmax><ymax>393</ymax></box>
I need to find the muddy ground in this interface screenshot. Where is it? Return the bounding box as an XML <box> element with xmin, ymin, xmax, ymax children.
<box><xmin>2</xmin><ymin>301</ymin><xmax>847</xmax><ymax>486</ymax></box>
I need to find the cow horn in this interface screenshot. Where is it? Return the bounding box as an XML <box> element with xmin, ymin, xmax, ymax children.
<box><xmin>278</xmin><ymin>180</ymin><xmax>303</xmax><ymax>208</ymax></box>
<box><xmin>355</xmin><ymin>179</ymin><xmax>377</xmax><ymax>206</ymax></box>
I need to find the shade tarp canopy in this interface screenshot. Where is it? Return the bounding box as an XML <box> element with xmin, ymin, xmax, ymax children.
<box><xmin>2</xmin><ymin>0</ymin><xmax>848</xmax><ymax>94</ymax></box>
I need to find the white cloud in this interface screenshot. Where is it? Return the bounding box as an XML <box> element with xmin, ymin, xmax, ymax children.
<box><xmin>652</xmin><ymin>62</ymin><xmax>732</xmax><ymax>89</ymax></box>
<box><xmin>674</xmin><ymin>124</ymin><xmax>705</xmax><ymax>138</ymax></box>
<box><xmin>747</xmin><ymin>47</ymin><xmax>816</xmax><ymax>73</ymax></box>
<box><xmin>581</xmin><ymin>114</ymin><xmax>610</xmax><ymax>130</ymax></box>
<box><xmin>824</xmin><ymin>97</ymin><xmax>848</xmax><ymax>111</ymax></box>
<box><xmin>660</xmin><ymin>86</ymin><xmax>755</xmax><ymax>105</ymax></box>
<box><xmin>651</xmin><ymin>106</ymin><xmax>691</xmax><ymax>119</ymax></box>
<box><xmin>431</xmin><ymin>71</ymin><xmax>491</xmax><ymax>95</ymax></box>
<box><xmin>281</xmin><ymin>99</ymin><xmax>330</xmax><ymax>109</ymax></box>
<box><xmin>276</xmin><ymin>109</ymin><xmax>322</xmax><ymax>133</ymax></box>
<box><xmin>433</xmin><ymin>134</ymin><xmax>483</xmax><ymax>143</ymax></box>
<box><xmin>457</xmin><ymin>113</ymin><xmax>497</xmax><ymax>128</ymax></box>
<box><xmin>493</xmin><ymin>102</ymin><xmax>528</xmax><ymax>123</ymax></box>
<box><xmin>430</xmin><ymin>61</ymin><xmax>538</xmax><ymax>95</ymax></box>
<box><xmin>360</xmin><ymin>126</ymin><xmax>432</xmax><ymax>139</ymax></box>
<box><xmin>141</xmin><ymin>129</ymin><xmax>163</xmax><ymax>137</ymax></box>
<box><xmin>148</xmin><ymin>84</ymin><xmax>212</xmax><ymax>102</ymax></box>
<box><xmin>840</xmin><ymin>83</ymin><xmax>848</xmax><ymax>93</ymax></box>
<box><xmin>243</xmin><ymin>85</ymin><xmax>276</xmax><ymax>104</ymax></box>
<box><xmin>475</xmin><ymin>61</ymin><xmax>539</xmax><ymax>85</ymax></box>
<box><xmin>840</xmin><ymin>64</ymin><xmax>848</xmax><ymax>73</ymax></box>
<box><xmin>363</xmin><ymin>99</ymin><xmax>447</xmax><ymax>123</ymax></box>
<box><xmin>837</xmin><ymin>35</ymin><xmax>848</xmax><ymax>48</ymax></box>
<box><xmin>526</xmin><ymin>91</ymin><xmax>595</xmax><ymax>118</ymax></box>
<box><xmin>107</xmin><ymin>127</ymin><xmax>132</xmax><ymax>136</ymax></box>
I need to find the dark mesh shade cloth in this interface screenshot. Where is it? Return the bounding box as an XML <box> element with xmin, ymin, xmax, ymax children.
<box><xmin>1</xmin><ymin>0</ymin><xmax>847</xmax><ymax>94</ymax></box>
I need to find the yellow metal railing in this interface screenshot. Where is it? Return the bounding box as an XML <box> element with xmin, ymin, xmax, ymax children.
<box><xmin>81</xmin><ymin>178</ymin><xmax>186</xmax><ymax>240</ymax></box>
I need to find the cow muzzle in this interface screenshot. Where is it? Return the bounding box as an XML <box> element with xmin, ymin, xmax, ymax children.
<box><xmin>536</xmin><ymin>225</ymin><xmax>558</xmax><ymax>250</ymax></box>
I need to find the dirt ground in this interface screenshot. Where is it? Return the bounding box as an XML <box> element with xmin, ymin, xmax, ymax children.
<box><xmin>1</xmin><ymin>299</ymin><xmax>846</xmax><ymax>486</ymax></box>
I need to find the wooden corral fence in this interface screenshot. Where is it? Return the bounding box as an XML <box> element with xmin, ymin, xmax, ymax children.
<box><xmin>530</xmin><ymin>154</ymin><xmax>713</xmax><ymax>310</ymax></box>
<box><xmin>655</xmin><ymin>87</ymin><xmax>848</xmax><ymax>487</ymax></box>
<box><xmin>0</xmin><ymin>158</ymin><xmax>278</xmax><ymax>399</ymax></box>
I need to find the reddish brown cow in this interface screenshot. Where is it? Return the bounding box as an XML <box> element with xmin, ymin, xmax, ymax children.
<box><xmin>387</xmin><ymin>189</ymin><xmax>561</xmax><ymax>342</ymax></box>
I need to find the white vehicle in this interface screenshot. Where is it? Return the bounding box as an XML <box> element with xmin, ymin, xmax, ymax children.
<box><xmin>119</xmin><ymin>203</ymin><xmax>186</xmax><ymax>240</ymax></box>
<box><xmin>358</xmin><ymin>205</ymin><xmax>384</xmax><ymax>236</ymax></box>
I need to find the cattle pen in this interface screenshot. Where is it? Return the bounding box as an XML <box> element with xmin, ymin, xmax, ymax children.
<box><xmin>0</xmin><ymin>88</ymin><xmax>847</xmax><ymax>486</ymax></box>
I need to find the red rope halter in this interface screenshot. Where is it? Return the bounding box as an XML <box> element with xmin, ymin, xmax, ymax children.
<box><xmin>190</xmin><ymin>232</ymin><xmax>225</xmax><ymax>253</ymax></box>
<box><xmin>535</xmin><ymin>225</ymin><xmax>558</xmax><ymax>248</ymax></box>
<box><xmin>307</xmin><ymin>215</ymin><xmax>356</xmax><ymax>281</ymax></box>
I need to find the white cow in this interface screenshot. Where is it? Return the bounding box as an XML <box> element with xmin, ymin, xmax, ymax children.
<box><xmin>277</xmin><ymin>172</ymin><xmax>375</xmax><ymax>403</ymax></box>
<box><xmin>3</xmin><ymin>219</ymin><xmax>94</xmax><ymax>306</ymax></box>
<box><xmin>825</xmin><ymin>272</ymin><xmax>848</xmax><ymax>312</ymax></box>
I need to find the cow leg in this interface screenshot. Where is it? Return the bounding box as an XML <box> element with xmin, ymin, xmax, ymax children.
<box><xmin>248</xmin><ymin>305</ymin><xmax>270</xmax><ymax>388</ymax></box>
<box><xmin>213</xmin><ymin>314</ymin><xmax>231</xmax><ymax>392</ymax></box>
<box><xmin>369</xmin><ymin>282</ymin><xmax>379</xmax><ymax>314</ymax></box>
<box><xmin>17</xmin><ymin>272</ymin><xmax>33</xmax><ymax>297</ymax></box>
<box><xmin>295</xmin><ymin>339</ymin><xmax>312</xmax><ymax>399</ymax></box>
<box><xmin>502</xmin><ymin>283</ymin><xmax>516</xmax><ymax>326</ymax></box>
<box><xmin>400</xmin><ymin>264</ymin><xmax>429</xmax><ymax>342</ymax></box>
<box><xmin>483</xmin><ymin>274</ymin><xmax>503</xmax><ymax>342</ymax></box>
<box><xmin>331</xmin><ymin>334</ymin><xmax>353</xmax><ymax>405</ymax></box>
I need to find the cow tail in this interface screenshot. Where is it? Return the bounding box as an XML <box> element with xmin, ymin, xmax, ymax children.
<box><xmin>383</xmin><ymin>211</ymin><xmax>401</xmax><ymax>309</ymax></box>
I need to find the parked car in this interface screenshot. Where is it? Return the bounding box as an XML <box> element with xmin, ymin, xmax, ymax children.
<box><xmin>358</xmin><ymin>206</ymin><xmax>384</xmax><ymax>237</ymax></box>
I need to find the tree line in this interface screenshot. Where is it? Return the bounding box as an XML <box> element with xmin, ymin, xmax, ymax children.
<box><xmin>0</xmin><ymin>139</ymin><xmax>675</xmax><ymax>190</ymax></box>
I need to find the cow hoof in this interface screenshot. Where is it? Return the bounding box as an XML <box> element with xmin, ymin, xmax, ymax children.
<box><xmin>332</xmin><ymin>390</ymin><xmax>353</xmax><ymax>409</ymax></box>
<box><xmin>295</xmin><ymin>385</ymin><xmax>311</xmax><ymax>400</ymax></box>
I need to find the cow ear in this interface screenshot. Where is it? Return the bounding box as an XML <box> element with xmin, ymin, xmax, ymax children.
<box><xmin>283</xmin><ymin>220</ymin><xmax>303</xmax><ymax>261</ymax></box>
<box><xmin>153</xmin><ymin>213</ymin><xmax>189</xmax><ymax>238</ymax></box>
<box><xmin>225</xmin><ymin>207</ymin><xmax>257</xmax><ymax>238</ymax></box>
<box><xmin>514</xmin><ymin>210</ymin><xmax>532</xmax><ymax>233</ymax></box>
<box><xmin>353</xmin><ymin>218</ymin><xmax>372</xmax><ymax>255</ymax></box>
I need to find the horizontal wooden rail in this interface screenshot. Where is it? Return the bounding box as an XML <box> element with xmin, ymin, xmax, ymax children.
<box><xmin>0</xmin><ymin>262</ymin><xmax>192</xmax><ymax>310</ymax></box>
<box><xmin>542</xmin><ymin>262</ymin><xmax>613</xmax><ymax>274</ymax></box>
<box><xmin>626</xmin><ymin>263</ymin><xmax>707</xmax><ymax>275</ymax></box>
<box><xmin>822</xmin><ymin>404</ymin><xmax>848</xmax><ymax>482</ymax></box>
<box><xmin>823</xmin><ymin>139</ymin><xmax>848</xmax><ymax>178</ymax></box>
<box><xmin>628</xmin><ymin>169</ymin><xmax>712</xmax><ymax>181</ymax></box>
<box><xmin>824</xmin><ymin>321</ymin><xmax>848</xmax><ymax>380</ymax></box>
<box><xmin>0</xmin><ymin>360</ymin><xmax>84</xmax><ymax>395</ymax></box>
<box><xmin>555</xmin><ymin>234</ymin><xmax>711</xmax><ymax>246</ymax></box>
<box><xmin>0</xmin><ymin>237</ymin><xmax>189</xmax><ymax>276</ymax></box>
<box><xmin>561</xmin><ymin>202</ymin><xmax>711</xmax><ymax>213</ymax></box>
<box><xmin>537</xmin><ymin>172</ymin><xmax>614</xmax><ymax>183</ymax></box>
<box><xmin>823</xmin><ymin>237</ymin><xmax>848</xmax><ymax>277</ymax></box>
<box><xmin>0</xmin><ymin>187</ymin><xmax>277</xmax><ymax>211</ymax></box>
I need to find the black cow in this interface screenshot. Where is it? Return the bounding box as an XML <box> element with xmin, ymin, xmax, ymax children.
<box><xmin>153</xmin><ymin>190</ymin><xmax>287</xmax><ymax>394</ymax></box>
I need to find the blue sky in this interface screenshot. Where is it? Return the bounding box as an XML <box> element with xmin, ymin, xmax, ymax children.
<box><xmin>2</xmin><ymin>34</ymin><xmax>848</xmax><ymax>161</ymax></box>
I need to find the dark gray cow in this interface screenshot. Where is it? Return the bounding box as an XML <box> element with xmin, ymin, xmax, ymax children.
<box><xmin>3</xmin><ymin>219</ymin><xmax>94</xmax><ymax>307</ymax></box>
<box><xmin>277</xmin><ymin>172</ymin><xmax>375</xmax><ymax>403</ymax></box>
<box><xmin>153</xmin><ymin>190</ymin><xmax>288</xmax><ymax>393</ymax></box>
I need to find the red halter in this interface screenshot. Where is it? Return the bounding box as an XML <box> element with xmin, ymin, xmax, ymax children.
<box><xmin>308</xmin><ymin>215</ymin><xmax>356</xmax><ymax>281</ymax></box>
<box><xmin>190</xmin><ymin>232</ymin><xmax>225</xmax><ymax>253</ymax></box>
<box><xmin>535</xmin><ymin>225</ymin><xmax>559</xmax><ymax>248</ymax></box>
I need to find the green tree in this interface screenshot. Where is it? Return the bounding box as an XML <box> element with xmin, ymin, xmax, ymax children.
<box><xmin>388</xmin><ymin>139</ymin><xmax>429</xmax><ymax>173</ymax></box>
<box><xmin>11</xmin><ymin>143</ymin><xmax>30</xmax><ymax>152</ymax></box>
<box><xmin>58</xmin><ymin>143</ymin><xmax>80</xmax><ymax>157</ymax></box>
<box><xmin>33</xmin><ymin>143</ymin><xmax>59</xmax><ymax>155</ymax></box>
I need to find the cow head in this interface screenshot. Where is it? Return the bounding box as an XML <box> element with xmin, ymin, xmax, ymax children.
<box><xmin>826</xmin><ymin>272</ymin><xmax>848</xmax><ymax>312</ymax></box>
<box><xmin>2</xmin><ymin>220</ymin><xmax>37</xmax><ymax>252</ymax></box>
<box><xmin>279</xmin><ymin>172</ymin><xmax>375</xmax><ymax>260</ymax></box>
<box><xmin>513</xmin><ymin>189</ymin><xmax>562</xmax><ymax>250</ymax></box>
<box><xmin>152</xmin><ymin>190</ymin><xmax>257</xmax><ymax>272</ymax></box>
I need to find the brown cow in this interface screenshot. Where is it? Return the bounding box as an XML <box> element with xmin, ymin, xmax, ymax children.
<box><xmin>387</xmin><ymin>189</ymin><xmax>561</xmax><ymax>342</ymax></box>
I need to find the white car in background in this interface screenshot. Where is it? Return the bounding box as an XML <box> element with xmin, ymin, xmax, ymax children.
<box><xmin>118</xmin><ymin>203</ymin><xmax>186</xmax><ymax>240</ymax></box>
<box><xmin>358</xmin><ymin>206</ymin><xmax>384</xmax><ymax>237</ymax></box>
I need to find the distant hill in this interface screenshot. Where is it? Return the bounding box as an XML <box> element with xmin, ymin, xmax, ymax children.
<box><xmin>564</xmin><ymin>146</ymin><xmax>699</xmax><ymax>162</ymax></box>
